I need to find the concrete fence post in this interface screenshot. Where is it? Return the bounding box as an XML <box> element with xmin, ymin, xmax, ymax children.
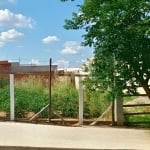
<box><xmin>114</xmin><ymin>96</ymin><xmax>124</xmax><ymax>126</ymax></box>
<box><xmin>10</xmin><ymin>74</ymin><xmax>15</xmax><ymax>121</ymax></box>
<box><xmin>78</xmin><ymin>76</ymin><xmax>83</xmax><ymax>125</ymax></box>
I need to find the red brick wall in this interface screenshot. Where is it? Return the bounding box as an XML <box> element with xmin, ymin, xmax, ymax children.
<box><xmin>0</xmin><ymin>61</ymin><xmax>11</xmax><ymax>78</ymax></box>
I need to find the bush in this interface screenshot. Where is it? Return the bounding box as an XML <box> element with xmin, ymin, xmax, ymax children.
<box><xmin>0</xmin><ymin>76</ymin><xmax>48</xmax><ymax>117</ymax></box>
<box><xmin>52</xmin><ymin>80</ymin><xmax>78</xmax><ymax>117</ymax></box>
<box><xmin>0</xmin><ymin>75</ymin><xmax>111</xmax><ymax>119</ymax></box>
<box><xmin>14</xmin><ymin>87</ymin><xmax>48</xmax><ymax>117</ymax></box>
<box><xmin>0</xmin><ymin>76</ymin><xmax>78</xmax><ymax>118</ymax></box>
<box><xmin>0</xmin><ymin>87</ymin><xmax>10</xmax><ymax>113</ymax></box>
<box><xmin>84</xmin><ymin>90</ymin><xmax>110</xmax><ymax>118</ymax></box>
<box><xmin>83</xmin><ymin>76</ymin><xmax>111</xmax><ymax>118</ymax></box>
<box><xmin>15</xmin><ymin>76</ymin><xmax>48</xmax><ymax>117</ymax></box>
<box><xmin>0</xmin><ymin>78</ymin><xmax>9</xmax><ymax>89</ymax></box>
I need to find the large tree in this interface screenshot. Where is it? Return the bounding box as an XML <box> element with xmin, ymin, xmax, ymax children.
<box><xmin>63</xmin><ymin>0</ymin><xmax>150</xmax><ymax>99</ymax></box>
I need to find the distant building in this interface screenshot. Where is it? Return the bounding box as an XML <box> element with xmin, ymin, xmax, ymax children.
<box><xmin>0</xmin><ymin>60</ymin><xmax>57</xmax><ymax>82</ymax></box>
<box><xmin>0</xmin><ymin>61</ymin><xmax>11</xmax><ymax>77</ymax></box>
<box><xmin>0</xmin><ymin>60</ymin><xmax>91</xmax><ymax>88</ymax></box>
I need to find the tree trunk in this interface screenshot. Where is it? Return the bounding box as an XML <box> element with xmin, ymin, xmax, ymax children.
<box><xmin>143</xmin><ymin>85</ymin><xmax>150</xmax><ymax>100</ymax></box>
<box><xmin>112</xmin><ymin>100</ymin><xmax>115</xmax><ymax>126</ymax></box>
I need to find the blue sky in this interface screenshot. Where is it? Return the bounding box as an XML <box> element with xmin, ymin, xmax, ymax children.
<box><xmin>0</xmin><ymin>0</ymin><xmax>93</xmax><ymax>68</ymax></box>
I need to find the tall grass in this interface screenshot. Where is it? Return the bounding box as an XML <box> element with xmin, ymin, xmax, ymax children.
<box><xmin>0</xmin><ymin>78</ymin><xmax>9</xmax><ymax>89</ymax></box>
<box><xmin>0</xmin><ymin>75</ymin><xmax>111</xmax><ymax>119</ymax></box>
<box><xmin>51</xmin><ymin>79</ymin><xmax>78</xmax><ymax>117</ymax></box>
<box><xmin>0</xmin><ymin>86</ymin><xmax>10</xmax><ymax>113</ymax></box>
<box><xmin>0</xmin><ymin>76</ymin><xmax>78</xmax><ymax>118</ymax></box>
<box><xmin>0</xmin><ymin>76</ymin><xmax>48</xmax><ymax>117</ymax></box>
<box><xmin>84</xmin><ymin>90</ymin><xmax>110</xmax><ymax>118</ymax></box>
<box><xmin>15</xmin><ymin>76</ymin><xmax>44</xmax><ymax>92</ymax></box>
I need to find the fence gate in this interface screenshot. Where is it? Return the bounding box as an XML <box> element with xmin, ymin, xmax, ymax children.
<box><xmin>123</xmin><ymin>97</ymin><xmax>150</xmax><ymax>126</ymax></box>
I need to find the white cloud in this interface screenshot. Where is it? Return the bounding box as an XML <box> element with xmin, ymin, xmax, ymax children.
<box><xmin>61</xmin><ymin>41</ymin><xmax>82</xmax><ymax>54</ymax></box>
<box><xmin>0</xmin><ymin>29</ymin><xmax>24</xmax><ymax>47</ymax></box>
<box><xmin>0</xmin><ymin>9</ymin><xmax>35</xmax><ymax>28</ymax></box>
<box><xmin>42</xmin><ymin>35</ymin><xmax>59</xmax><ymax>44</ymax></box>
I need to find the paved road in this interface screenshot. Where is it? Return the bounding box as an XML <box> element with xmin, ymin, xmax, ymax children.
<box><xmin>0</xmin><ymin>122</ymin><xmax>150</xmax><ymax>150</ymax></box>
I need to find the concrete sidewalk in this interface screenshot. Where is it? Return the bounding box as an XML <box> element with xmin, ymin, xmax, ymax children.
<box><xmin>0</xmin><ymin>122</ymin><xmax>150</xmax><ymax>150</ymax></box>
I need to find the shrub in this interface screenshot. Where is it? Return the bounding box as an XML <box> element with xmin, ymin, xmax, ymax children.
<box><xmin>0</xmin><ymin>87</ymin><xmax>10</xmax><ymax>113</ymax></box>
<box><xmin>15</xmin><ymin>76</ymin><xmax>48</xmax><ymax>117</ymax></box>
<box><xmin>0</xmin><ymin>76</ymin><xmax>48</xmax><ymax>117</ymax></box>
<box><xmin>14</xmin><ymin>87</ymin><xmax>48</xmax><ymax>117</ymax></box>
<box><xmin>0</xmin><ymin>78</ymin><xmax>9</xmax><ymax>89</ymax></box>
<box><xmin>0</xmin><ymin>75</ymin><xmax>111</xmax><ymax>119</ymax></box>
<box><xmin>83</xmin><ymin>76</ymin><xmax>111</xmax><ymax>118</ymax></box>
<box><xmin>0</xmin><ymin>76</ymin><xmax>78</xmax><ymax>118</ymax></box>
<box><xmin>84</xmin><ymin>90</ymin><xmax>110</xmax><ymax>118</ymax></box>
<box><xmin>51</xmin><ymin>80</ymin><xmax>78</xmax><ymax>117</ymax></box>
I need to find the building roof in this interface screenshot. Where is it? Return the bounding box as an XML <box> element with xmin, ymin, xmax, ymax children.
<box><xmin>0</xmin><ymin>61</ymin><xmax>57</xmax><ymax>74</ymax></box>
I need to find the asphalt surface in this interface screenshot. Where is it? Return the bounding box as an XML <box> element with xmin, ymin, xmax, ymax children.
<box><xmin>0</xmin><ymin>122</ymin><xmax>150</xmax><ymax>150</ymax></box>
